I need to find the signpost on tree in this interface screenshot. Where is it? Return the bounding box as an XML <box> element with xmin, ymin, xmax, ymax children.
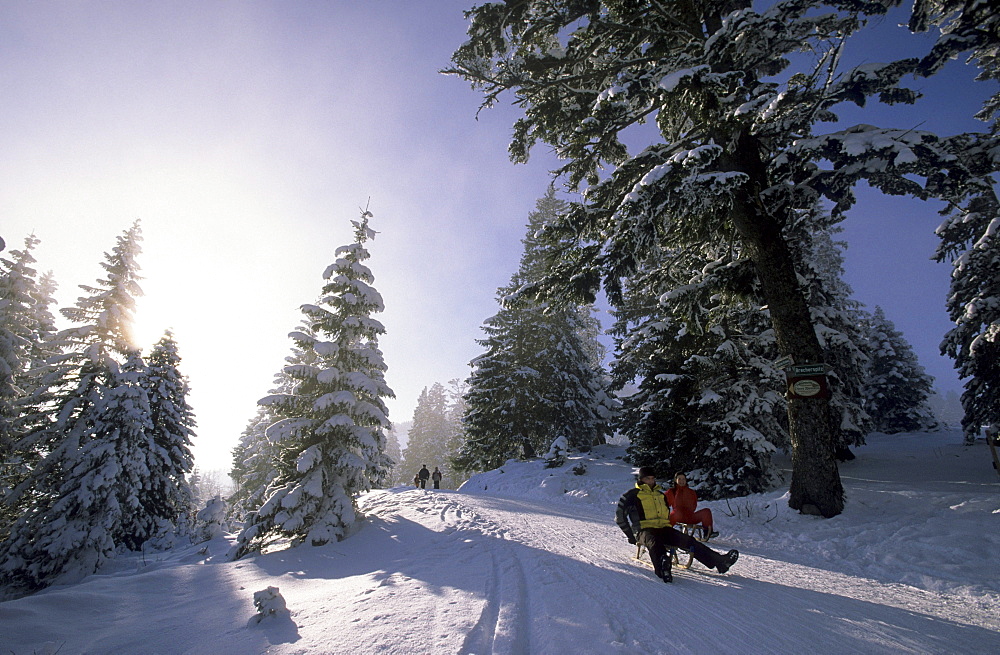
<box><xmin>786</xmin><ymin>364</ymin><xmax>830</xmax><ymax>400</ymax></box>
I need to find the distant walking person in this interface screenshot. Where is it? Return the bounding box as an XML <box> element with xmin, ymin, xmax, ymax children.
<box><xmin>417</xmin><ymin>465</ymin><xmax>430</xmax><ymax>489</ymax></box>
<box><xmin>666</xmin><ymin>472</ymin><xmax>718</xmax><ymax>540</ymax></box>
<box><xmin>431</xmin><ymin>467</ymin><xmax>443</xmax><ymax>489</ymax></box>
<box><xmin>616</xmin><ymin>467</ymin><xmax>738</xmax><ymax>583</ymax></box>
<box><xmin>413</xmin><ymin>473</ymin><xmax>420</xmax><ymax>488</ymax></box>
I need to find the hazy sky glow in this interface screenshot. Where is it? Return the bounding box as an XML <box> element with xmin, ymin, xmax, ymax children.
<box><xmin>2</xmin><ymin>2</ymin><xmax>993</xmax><ymax>471</ymax></box>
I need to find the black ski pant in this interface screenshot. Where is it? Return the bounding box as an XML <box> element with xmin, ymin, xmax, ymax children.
<box><xmin>638</xmin><ymin>526</ymin><xmax>722</xmax><ymax>574</ymax></box>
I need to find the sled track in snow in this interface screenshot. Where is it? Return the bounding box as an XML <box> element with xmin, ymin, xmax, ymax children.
<box><xmin>366</xmin><ymin>489</ymin><xmax>1000</xmax><ymax>655</ymax></box>
<box><xmin>391</xmin><ymin>492</ymin><xmax>535</xmax><ymax>653</ymax></box>
<box><xmin>410</xmin><ymin>492</ymin><xmax>742</xmax><ymax>652</ymax></box>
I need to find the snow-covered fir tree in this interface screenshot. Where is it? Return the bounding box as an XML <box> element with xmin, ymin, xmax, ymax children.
<box><xmin>1</xmin><ymin>236</ymin><xmax>60</xmax><ymax>535</ymax></box>
<box><xmin>927</xmin><ymin>388</ymin><xmax>964</xmax><ymax>428</ymax></box>
<box><xmin>610</xmin><ymin>202</ymin><xmax>877</xmax><ymax>496</ymax></box>
<box><xmin>194</xmin><ymin>496</ymin><xmax>229</xmax><ymax>542</ymax></box>
<box><xmin>609</xmin><ymin>241</ymin><xmax>786</xmax><ymax>498</ymax></box>
<box><xmin>448</xmin><ymin>0</ymin><xmax>990</xmax><ymax>516</ymax></box>
<box><xmin>383</xmin><ymin>424</ymin><xmax>402</xmax><ymax>485</ymax></box>
<box><xmin>0</xmin><ymin>240</ymin><xmax>34</xmax><ymax>458</ymax></box>
<box><xmin>141</xmin><ymin>331</ymin><xmax>197</xmax><ymax>538</ymax></box>
<box><xmin>912</xmin><ymin>0</ymin><xmax>1000</xmax><ymax>444</ymax></box>
<box><xmin>230</xmin><ymin>210</ymin><xmax>394</xmax><ymax>558</ymax></box>
<box><xmin>0</xmin><ymin>240</ymin><xmax>59</xmax><ymax>431</ymax></box>
<box><xmin>863</xmin><ymin>307</ymin><xmax>937</xmax><ymax>434</ymax></box>
<box><xmin>786</xmin><ymin>216</ymin><xmax>874</xmax><ymax>458</ymax></box>
<box><xmin>8</xmin><ymin>350</ymin><xmax>158</xmax><ymax>590</ymax></box>
<box><xmin>96</xmin><ymin>349</ymin><xmax>159</xmax><ymax>551</ymax></box>
<box><xmin>229</xmin><ymin>408</ymin><xmax>280</xmax><ymax>522</ymax></box>
<box><xmin>936</xmin><ymin>188</ymin><xmax>1000</xmax><ymax>443</ymax></box>
<box><xmin>229</xmin><ymin>354</ymin><xmax>309</xmax><ymax>520</ymax></box>
<box><xmin>398</xmin><ymin>382</ymin><xmax>464</xmax><ymax>489</ymax></box>
<box><xmin>445</xmin><ymin>378</ymin><xmax>470</xmax><ymax>481</ymax></box>
<box><xmin>456</xmin><ymin>189</ymin><xmax>616</xmax><ymax>473</ymax></box>
<box><xmin>14</xmin><ymin>267</ymin><xmax>61</xmax><ymax>428</ymax></box>
<box><xmin>0</xmin><ymin>223</ymin><xmax>154</xmax><ymax>594</ymax></box>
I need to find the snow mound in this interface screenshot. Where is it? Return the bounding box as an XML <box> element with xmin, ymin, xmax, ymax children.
<box><xmin>459</xmin><ymin>444</ymin><xmax>632</xmax><ymax>508</ymax></box>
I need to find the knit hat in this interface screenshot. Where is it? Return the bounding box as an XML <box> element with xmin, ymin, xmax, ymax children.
<box><xmin>637</xmin><ymin>466</ymin><xmax>656</xmax><ymax>478</ymax></box>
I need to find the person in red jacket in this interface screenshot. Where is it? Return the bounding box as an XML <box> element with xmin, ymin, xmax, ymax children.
<box><xmin>665</xmin><ymin>472</ymin><xmax>718</xmax><ymax>540</ymax></box>
<box><xmin>616</xmin><ymin>467</ymin><xmax>737</xmax><ymax>583</ymax></box>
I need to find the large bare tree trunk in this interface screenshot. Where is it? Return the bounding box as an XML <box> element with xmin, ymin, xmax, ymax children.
<box><xmin>725</xmin><ymin>136</ymin><xmax>845</xmax><ymax>517</ymax></box>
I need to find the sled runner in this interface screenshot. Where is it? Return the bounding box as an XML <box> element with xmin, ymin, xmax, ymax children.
<box><xmin>633</xmin><ymin>522</ymin><xmax>705</xmax><ymax>570</ymax></box>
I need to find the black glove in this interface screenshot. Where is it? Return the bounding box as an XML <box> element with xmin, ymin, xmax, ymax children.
<box><xmin>626</xmin><ymin>532</ymin><xmax>637</xmax><ymax>545</ymax></box>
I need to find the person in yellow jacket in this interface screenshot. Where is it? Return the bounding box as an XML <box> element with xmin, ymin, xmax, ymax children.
<box><xmin>615</xmin><ymin>467</ymin><xmax>738</xmax><ymax>582</ymax></box>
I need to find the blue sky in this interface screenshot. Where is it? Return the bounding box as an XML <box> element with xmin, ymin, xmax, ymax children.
<box><xmin>1</xmin><ymin>1</ymin><xmax>993</xmax><ymax>470</ymax></box>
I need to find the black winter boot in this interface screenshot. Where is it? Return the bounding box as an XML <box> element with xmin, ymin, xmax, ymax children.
<box><xmin>660</xmin><ymin>555</ymin><xmax>673</xmax><ymax>583</ymax></box>
<box><xmin>716</xmin><ymin>549</ymin><xmax>739</xmax><ymax>574</ymax></box>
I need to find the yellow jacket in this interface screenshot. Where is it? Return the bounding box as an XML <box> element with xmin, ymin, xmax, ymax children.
<box><xmin>615</xmin><ymin>482</ymin><xmax>672</xmax><ymax>538</ymax></box>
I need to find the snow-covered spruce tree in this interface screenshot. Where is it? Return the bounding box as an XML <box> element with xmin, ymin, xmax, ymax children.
<box><xmin>937</xmin><ymin>190</ymin><xmax>1000</xmax><ymax>444</ymax></box>
<box><xmin>14</xmin><ymin>267</ymin><xmax>61</xmax><ymax>428</ymax></box>
<box><xmin>228</xmin><ymin>352</ymin><xmax>307</xmax><ymax>521</ymax></box>
<box><xmin>230</xmin><ymin>211</ymin><xmax>394</xmax><ymax>558</ymax></box>
<box><xmin>444</xmin><ymin>378</ymin><xmax>471</xmax><ymax>483</ymax></box>
<box><xmin>0</xmin><ymin>223</ymin><xmax>150</xmax><ymax>593</ymax></box>
<box><xmin>0</xmin><ymin>241</ymin><xmax>59</xmax><ymax>434</ymax></box>
<box><xmin>3</xmin><ymin>353</ymin><xmax>155</xmax><ymax>594</ymax></box>
<box><xmin>927</xmin><ymin>388</ymin><xmax>963</xmax><ymax>427</ymax></box>
<box><xmin>0</xmin><ymin>238</ymin><xmax>37</xmax><ymax>460</ymax></box>
<box><xmin>141</xmin><ymin>330</ymin><xmax>197</xmax><ymax>538</ymax></box>
<box><xmin>863</xmin><ymin>306</ymin><xmax>937</xmax><ymax>434</ymax></box>
<box><xmin>94</xmin><ymin>350</ymin><xmax>158</xmax><ymax>551</ymax></box>
<box><xmin>229</xmin><ymin>406</ymin><xmax>282</xmax><ymax>522</ymax></box>
<box><xmin>1</xmin><ymin>236</ymin><xmax>59</xmax><ymax>532</ymax></box>
<box><xmin>383</xmin><ymin>424</ymin><xmax>402</xmax><ymax>485</ymax></box>
<box><xmin>609</xmin><ymin>239</ymin><xmax>787</xmax><ymax>498</ymax></box>
<box><xmin>448</xmin><ymin>0</ymin><xmax>990</xmax><ymax>516</ymax></box>
<box><xmin>455</xmin><ymin>189</ymin><xmax>616</xmax><ymax>473</ymax></box>
<box><xmin>398</xmin><ymin>383</ymin><xmax>465</xmax><ymax>489</ymax></box>
<box><xmin>611</xmin><ymin>199</ymin><xmax>876</xmax><ymax>495</ymax></box>
<box><xmin>786</xmin><ymin>215</ymin><xmax>873</xmax><ymax>457</ymax></box>
<box><xmin>909</xmin><ymin>1</ymin><xmax>1000</xmax><ymax>444</ymax></box>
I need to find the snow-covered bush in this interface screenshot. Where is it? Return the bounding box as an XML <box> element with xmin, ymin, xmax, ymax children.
<box><xmin>247</xmin><ymin>586</ymin><xmax>289</xmax><ymax>626</ymax></box>
<box><xmin>544</xmin><ymin>436</ymin><xmax>569</xmax><ymax>468</ymax></box>
<box><xmin>195</xmin><ymin>496</ymin><xmax>229</xmax><ymax>542</ymax></box>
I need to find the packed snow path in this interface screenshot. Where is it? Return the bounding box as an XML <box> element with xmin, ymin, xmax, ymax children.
<box><xmin>2</xmin><ymin>433</ymin><xmax>998</xmax><ymax>654</ymax></box>
<box><xmin>360</xmin><ymin>489</ymin><xmax>1000</xmax><ymax>654</ymax></box>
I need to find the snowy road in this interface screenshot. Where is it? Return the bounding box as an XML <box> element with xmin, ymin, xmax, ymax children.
<box><xmin>357</xmin><ymin>488</ymin><xmax>1000</xmax><ymax>655</ymax></box>
<box><xmin>3</xmin><ymin>434</ymin><xmax>998</xmax><ymax>654</ymax></box>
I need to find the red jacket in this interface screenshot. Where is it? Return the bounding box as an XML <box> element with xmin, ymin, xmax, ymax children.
<box><xmin>665</xmin><ymin>486</ymin><xmax>699</xmax><ymax>523</ymax></box>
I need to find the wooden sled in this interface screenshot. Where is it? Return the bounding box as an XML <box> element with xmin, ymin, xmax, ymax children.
<box><xmin>634</xmin><ymin>522</ymin><xmax>706</xmax><ymax>570</ymax></box>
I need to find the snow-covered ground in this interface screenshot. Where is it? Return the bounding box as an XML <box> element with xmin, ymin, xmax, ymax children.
<box><xmin>1</xmin><ymin>429</ymin><xmax>997</xmax><ymax>654</ymax></box>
